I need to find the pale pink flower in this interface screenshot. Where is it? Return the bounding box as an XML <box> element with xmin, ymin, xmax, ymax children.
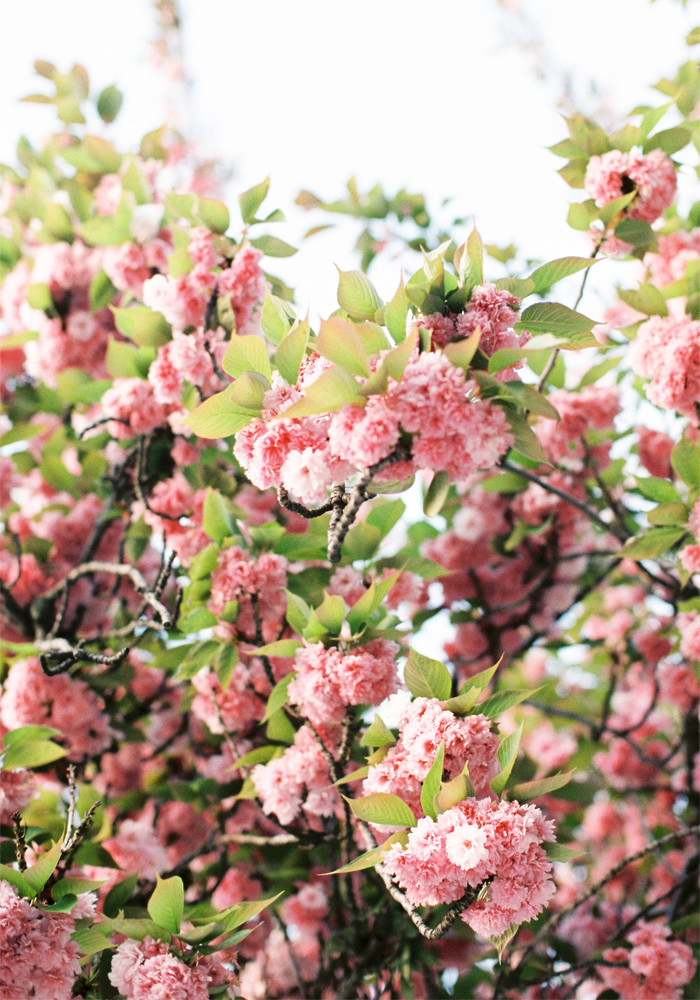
<box><xmin>630</xmin><ymin>315</ymin><xmax>700</xmax><ymax>420</ymax></box>
<box><xmin>0</xmin><ymin>881</ymin><xmax>81</xmax><ymax>1000</ymax></box>
<box><xmin>585</xmin><ymin>149</ymin><xmax>677</xmax><ymax>223</ymax></box>
<box><xmin>1</xmin><ymin>657</ymin><xmax>112</xmax><ymax>760</ymax></box>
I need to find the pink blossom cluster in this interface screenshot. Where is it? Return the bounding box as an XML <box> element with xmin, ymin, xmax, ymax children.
<box><xmin>191</xmin><ymin>662</ymin><xmax>267</xmax><ymax>735</ymax></box>
<box><xmin>584</xmin><ymin>149</ymin><xmax>677</xmax><ymax>224</ymax></box>
<box><xmin>288</xmin><ymin>638</ymin><xmax>400</xmax><ymax>725</ymax></box>
<box><xmin>100</xmin><ymin>376</ymin><xmax>177</xmax><ymax>439</ymax></box>
<box><xmin>535</xmin><ymin>384</ymin><xmax>620</xmax><ymax>469</ymax></box>
<box><xmin>645</xmin><ymin>229</ymin><xmax>700</xmax><ymax>287</ymax></box>
<box><xmin>382</xmin><ymin>797</ymin><xmax>556</xmax><ymax>939</ymax></box>
<box><xmin>235</xmin><ymin>344</ymin><xmax>514</xmax><ymax>506</ymax></box>
<box><xmin>138</xmin><ymin>471</ymin><xmax>210</xmax><ymax>563</ymax></box>
<box><xmin>418</xmin><ymin>284</ymin><xmax>525</xmax><ymax>378</ymax></box>
<box><xmin>424</xmin><ymin>472</ymin><xmax>598</xmax><ymax>680</ymax></box>
<box><xmin>1</xmin><ymin>656</ymin><xmax>112</xmax><ymax>760</ymax></box>
<box><xmin>148</xmin><ymin>327</ymin><xmax>226</xmax><ymax>405</ymax></box>
<box><xmin>1</xmin><ymin>242</ymin><xmax>112</xmax><ymax>386</ymax></box>
<box><xmin>252</xmin><ymin>723</ymin><xmax>339</xmax><ymax>826</ymax></box>
<box><xmin>0</xmin><ymin>881</ymin><xmax>81</xmax><ymax>1000</ymax></box>
<box><xmin>208</xmin><ymin>545</ymin><xmax>288</xmax><ymax>643</ymax></box>
<box><xmin>0</xmin><ymin>767</ymin><xmax>35</xmax><ymax>824</ymax></box>
<box><xmin>109</xmin><ymin>935</ymin><xmax>238</xmax><ymax>1000</ymax></box>
<box><xmin>630</xmin><ymin>315</ymin><xmax>700</xmax><ymax>420</ymax></box>
<box><xmin>330</xmin><ymin>349</ymin><xmax>514</xmax><ymax>482</ymax></box>
<box><xmin>363</xmin><ymin>697</ymin><xmax>500</xmax><ymax>816</ymax></box>
<box><xmin>597</xmin><ymin>921</ymin><xmax>697</xmax><ymax>1000</ymax></box>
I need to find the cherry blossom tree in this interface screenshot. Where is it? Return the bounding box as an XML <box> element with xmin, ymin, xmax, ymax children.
<box><xmin>0</xmin><ymin>5</ymin><xmax>698</xmax><ymax>998</ymax></box>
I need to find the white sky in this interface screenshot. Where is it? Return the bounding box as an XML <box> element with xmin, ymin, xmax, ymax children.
<box><xmin>1</xmin><ymin>0</ymin><xmax>696</xmax><ymax>315</ymax></box>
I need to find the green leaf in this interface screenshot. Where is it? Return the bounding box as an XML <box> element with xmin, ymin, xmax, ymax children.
<box><xmin>147</xmin><ymin>875</ymin><xmax>184</xmax><ymax>934</ymax></box>
<box><xmin>336</xmin><ymin>268</ymin><xmax>383</xmax><ymax>321</ymax></box>
<box><xmin>490</xmin><ymin>723</ymin><xmax>523</xmax><ymax>796</ymax></box>
<box><xmin>184</xmin><ymin>385</ymin><xmax>260</xmax><ymax>439</ymax></box>
<box><xmin>477</xmin><ymin>688</ymin><xmax>538</xmax><ymax>719</ymax></box>
<box><xmin>636</xmin><ymin>477</ymin><xmax>681</xmax><ymax>503</ymax></box>
<box><xmin>27</xmin><ymin>283</ymin><xmax>54</xmax><ymax>312</ymax></box>
<box><xmin>285</xmin><ymin>591</ymin><xmax>311</xmax><ymax>633</ymax></box>
<box><xmin>490</xmin><ymin>923</ymin><xmax>519</xmax><ymax>963</ymax></box>
<box><xmin>383</xmin><ymin>278</ymin><xmax>409</xmax><ymax>343</ymax></box>
<box><xmin>111</xmin><ymin>306</ymin><xmax>170</xmax><ymax>346</ymax></box>
<box><xmin>420</xmin><ymin>741</ymin><xmax>445</xmax><ymax>821</ymax></box>
<box><xmin>442</xmin><ymin>688</ymin><xmax>482</xmax><ymax>715</ymax></box>
<box><xmin>315</xmin><ymin>317</ymin><xmax>371</xmax><ymax>377</ymax></box>
<box><xmin>274</xmin><ymin>320</ymin><xmax>308</xmax><ymax>385</ymax></box>
<box><xmin>215</xmin><ymin>894</ymin><xmax>282</xmax><ymax>932</ymax></box>
<box><xmin>0</xmin><ymin>865</ymin><xmax>31</xmax><ymax>896</ymax></box>
<box><xmin>239</xmin><ymin>178</ymin><xmax>270</xmax><ymax>224</ymax></box>
<box><xmin>617</xmin><ymin>527</ymin><xmax>686</xmax><ymax>560</ymax></box>
<box><xmin>279</xmin><ymin>366</ymin><xmax>364</xmax><ymax>418</ymax></box>
<box><xmin>545</xmin><ymin>842</ymin><xmax>584</xmax><ymax>862</ymax></box>
<box><xmin>423</xmin><ymin>470</ymin><xmax>450</xmax><ymax>517</ymax></box>
<box><xmin>103</xmin><ymin>872</ymin><xmax>139</xmax><ymax>918</ymax></box>
<box><xmin>315</xmin><ymin>592</ymin><xmax>346</xmax><ymax>633</ymax></box>
<box><xmin>230</xmin><ymin>746</ymin><xmax>281</xmax><ymax>770</ymax></box>
<box><xmin>106</xmin><ymin>917</ymin><xmax>171</xmax><ymax>942</ymax></box>
<box><xmin>23</xmin><ymin>838</ymin><xmax>63</xmax><ymax>895</ymax></box>
<box><xmin>360</xmin><ymin>714</ymin><xmax>397</xmax><ymax>747</ymax></box>
<box><xmin>671</xmin><ymin>437</ymin><xmax>700</xmax><ymax>487</ymax></box>
<box><xmin>614</xmin><ymin>218</ymin><xmax>658</xmax><ymax>253</ymax></box>
<box><xmin>346</xmin><ymin>572</ymin><xmax>400</xmax><ymax>633</ymax></box>
<box><xmin>89</xmin><ymin>270</ymin><xmax>117</xmax><ymax>312</ymax></box>
<box><xmin>96</xmin><ymin>84</ymin><xmax>123</xmax><ymax>123</ymax></box>
<box><xmin>255</xmin><ymin>639</ymin><xmax>302</xmax><ymax>658</ymax></box>
<box><xmin>443</xmin><ymin>327</ymin><xmax>481</xmax><ymax>371</ymax></box>
<box><xmin>515</xmin><ymin>302</ymin><xmax>598</xmax><ymax>348</ymax></box>
<box><xmin>328</xmin><ymin>831</ymin><xmax>408</xmax><ymax>874</ymax></box>
<box><xmin>528</xmin><ymin>256</ymin><xmax>597</xmax><ymax>294</ymax></box>
<box><xmin>480</xmin><ymin>472</ymin><xmax>528</xmax><ymax>494</ymax></box>
<box><xmin>230</xmin><ymin>371</ymin><xmax>269</xmax><ymax>409</ymax></box>
<box><xmin>221</xmin><ymin>335</ymin><xmax>272</xmax><ymax>382</ymax></box>
<box><xmin>345</xmin><ymin>792</ymin><xmax>416</xmax><ymax>828</ymax></box>
<box><xmin>404</xmin><ymin>648</ymin><xmax>452</xmax><ymax>701</ymax></box>
<box><xmin>618</xmin><ymin>283</ymin><xmax>668</xmax><ymax>317</ymax></box>
<box><xmin>504</xmin><ymin>409</ymin><xmax>549</xmax><ymax>464</ymax></box>
<box><xmin>643</xmin><ymin>126</ymin><xmax>690</xmax><ymax>155</ymax></box>
<box><xmin>435</xmin><ymin>774</ymin><xmax>469</xmax><ymax>813</ymax></box>
<box><xmin>261</xmin><ymin>291</ymin><xmax>295</xmax><ymax>345</ymax></box>
<box><xmin>201</xmin><ymin>490</ymin><xmax>235</xmax><ymax>543</ymax></box>
<box><xmin>52</xmin><ymin>876</ymin><xmax>106</xmax><ymax>901</ymax></box>
<box><xmin>198</xmin><ymin>198</ymin><xmax>230</xmax><ymax>234</ymax></box>
<box><xmin>250</xmin><ymin>235</ymin><xmax>297</xmax><ymax>257</ymax></box>
<box><xmin>509</xmin><ymin>770</ymin><xmax>573</xmax><ymax>801</ymax></box>
<box><xmin>647</xmin><ymin>501</ymin><xmax>688</xmax><ymax>527</ymax></box>
<box><xmin>2</xmin><ymin>738</ymin><xmax>67</xmax><ymax>770</ymax></box>
<box><xmin>262</xmin><ymin>673</ymin><xmax>295</xmax><ymax>723</ymax></box>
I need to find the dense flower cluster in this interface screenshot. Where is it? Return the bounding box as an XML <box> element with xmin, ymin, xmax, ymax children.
<box><xmin>584</xmin><ymin>148</ymin><xmax>677</xmax><ymax>223</ymax></box>
<box><xmin>382</xmin><ymin>798</ymin><xmax>556</xmax><ymax>938</ymax></box>
<box><xmin>0</xmin><ymin>34</ymin><xmax>698</xmax><ymax>1000</ymax></box>
<box><xmin>0</xmin><ymin>881</ymin><xmax>83</xmax><ymax>1000</ymax></box>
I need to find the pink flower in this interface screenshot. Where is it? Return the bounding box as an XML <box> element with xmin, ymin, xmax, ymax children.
<box><xmin>585</xmin><ymin>148</ymin><xmax>677</xmax><ymax>224</ymax></box>
<box><xmin>0</xmin><ymin>881</ymin><xmax>81</xmax><ymax>1000</ymax></box>
<box><xmin>381</xmin><ymin>797</ymin><xmax>555</xmax><ymax>938</ymax></box>
<box><xmin>636</xmin><ymin>426</ymin><xmax>673</xmax><ymax>478</ymax></box>
<box><xmin>0</xmin><ymin>768</ymin><xmax>35</xmax><ymax>824</ymax></box>
<box><xmin>630</xmin><ymin>315</ymin><xmax>700</xmax><ymax>419</ymax></box>
<box><xmin>1</xmin><ymin>657</ymin><xmax>112</xmax><ymax>760</ymax></box>
<box><xmin>217</xmin><ymin>243</ymin><xmax>266</xmax><ymax>335</ymax></box>
<box><xmin>101</xmin><ymin>377</ymin><xmax>175</xmax><ymax>438</ymax></box>
<box><xmin>288</xmin><ymin>639</ymin><xmax>399</xmax><ymax>726</ymax></box>
<box><xmin>678</xmin><ymin>610</ymin><xmax>700</xmax><ymax>660</ymax></box>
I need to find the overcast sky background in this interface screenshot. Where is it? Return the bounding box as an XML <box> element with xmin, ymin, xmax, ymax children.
<box><xmin>1</xmin><ymin>0</ymin><xmax>696</xmax><ymax>316</ymax></box>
